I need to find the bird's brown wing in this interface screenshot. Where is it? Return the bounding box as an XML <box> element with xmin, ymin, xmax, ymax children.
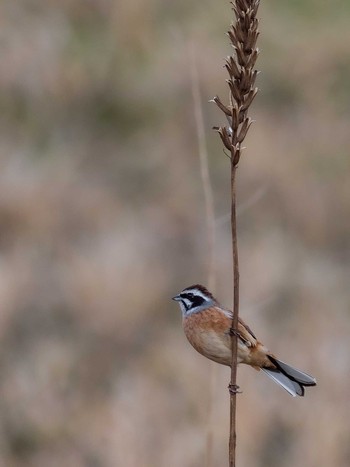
<box><xmin>237</xmin><ymin>317</ymin><xmax>257</xmax><ymax>348</ymax></box>
<box><xmin>223</xmin><ymin>309</ymin><xmax>257</xmax><ymax>348</ymax></box>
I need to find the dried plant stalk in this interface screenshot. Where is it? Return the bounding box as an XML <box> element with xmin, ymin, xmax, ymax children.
<box><xmin>190</xmin><ymin>47</ymin><xmax>217</xmax><ymax>467</ymax></box>
<box><xmin>213</xmin><ymin>1</ymin><xmax>260</xmax><ymax>466</ymax></box>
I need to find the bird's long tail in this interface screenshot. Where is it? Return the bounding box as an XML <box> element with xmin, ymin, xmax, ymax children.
<box><xmin>261</xmin><ymin>355</ymin><xmax>317</xmax><ymax>397</ymax></box>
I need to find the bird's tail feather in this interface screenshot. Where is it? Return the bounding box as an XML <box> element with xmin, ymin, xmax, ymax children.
<box><xmin>262</xmin><ymin>356</ymin><xmax>316</xmax><ymax>397</ymax></box>
<box><xmin>261</xmin><ymin>368</ymin><xmax>304</xmax><ymax>397</ymax></box>
<box><xmin>267</xmin><ymin>356</ymin><xmax>317</xmax><ymax>386</ymax></box>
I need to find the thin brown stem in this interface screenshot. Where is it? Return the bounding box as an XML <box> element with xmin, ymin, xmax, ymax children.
<box><xmin>229</xmin><ymin>163</ymin><xmax>239</xmax><ymax>467</ymax></box>
<box><xmin>190</xmin><ymin>47</ymin><xmax>216</xmax><ymax>293</ymax></box>
<box><xmin>190</xmin><ymin>45</ymin><xmax>217</xmax><ymax>467</ymax></box>
<box><xmin>212</xmin><ymin>1</ymin><xmax>260</xmax><ymax>466</ymax></box>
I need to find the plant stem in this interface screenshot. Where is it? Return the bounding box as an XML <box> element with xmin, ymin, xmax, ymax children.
<box><xmin>213</xmin><ymin>2</ymin><xmax>261</xmax><ymax>465</ymax></box>
<box><xmin>190</xmin><ymin>45</ymin><xmax>217</xmax><ymax>467</ymax></box>
<box><xmin>229</xmin><ymin>162</ymin><xmax>239</xmax><ymax>467</ymax></box>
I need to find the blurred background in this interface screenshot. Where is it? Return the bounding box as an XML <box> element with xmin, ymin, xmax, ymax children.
<box><xmin>1</xmin><ymin>0</ymin><xmax>350</xmax><ymax>466</ymax></box>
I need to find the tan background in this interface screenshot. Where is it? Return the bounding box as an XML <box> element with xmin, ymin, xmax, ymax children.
<box><xmin>1</xmin><ymin>0</ymin><xmax>349</xmax><ymax>466</ymax></box>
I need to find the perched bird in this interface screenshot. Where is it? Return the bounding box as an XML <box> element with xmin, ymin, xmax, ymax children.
<box><xmin>173</xmin><ymin>284</ymin><xmax>316</xmax><ymax>397</ymax></box>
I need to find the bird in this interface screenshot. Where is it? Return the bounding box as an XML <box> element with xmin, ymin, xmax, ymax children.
<box><xmin>172</xmin><ymin>284</ymin><xmax>316</xmax><ymax>397</ymax></box>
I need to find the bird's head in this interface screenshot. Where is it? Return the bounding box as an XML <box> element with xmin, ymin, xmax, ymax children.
<box><xmin>172</xmin><ymin>284</ymin><xmax>216</xmax><ymax>317</ymax></box>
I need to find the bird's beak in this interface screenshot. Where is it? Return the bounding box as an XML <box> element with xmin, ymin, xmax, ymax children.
<box><xmin>172</xmin><ymin>295</ymin><xmax>181</xmax><ymax>301</ymax></box>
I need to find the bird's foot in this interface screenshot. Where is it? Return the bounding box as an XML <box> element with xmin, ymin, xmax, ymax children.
<box><xmin>228</xmin><ymin>383</ymin><xmax>242</xmax><ymax>395</ymax></box>
<box><xmin>229</xmin><ymin>328</ymin><xmax>240</xmax><ymax>337</ymax></box>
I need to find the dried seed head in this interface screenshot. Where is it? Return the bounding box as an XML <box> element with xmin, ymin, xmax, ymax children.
<box><xmin>212</xmin><ymin>96</ymin><xmax>232</xmax><ymax>116</ymax></box>
<box><xmin>216</xmin><ymin>126</ymin><xmax>234</xmax><ymax>151</ymax></box>
<box><xmin>215</xmin><ymin>0</ymin><xmax>260</xmax><ymax>166</ymax></box>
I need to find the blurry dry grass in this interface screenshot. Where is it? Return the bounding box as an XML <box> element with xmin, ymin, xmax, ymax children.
<box><xmin>0</xmin><ymin>0</ymin><xmax>350</xmax><ymax>466</ymax></box>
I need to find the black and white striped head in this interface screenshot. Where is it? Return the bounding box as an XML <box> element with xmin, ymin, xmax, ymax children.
<box><xmin>172</xmin><ymin>284</ymin><xmax>217</xmax><ymax>317</ymax></box>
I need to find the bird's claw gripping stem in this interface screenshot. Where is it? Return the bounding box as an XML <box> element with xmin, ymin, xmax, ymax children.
<box><xmin>229</xmin><ymin>328</ymin><xmax>240</xmax><ymax>337</ymax></box>
<box><xmin>228</xmin><ymin>383</ymin><xmax>242</xmax><ymax>395</ymax></box>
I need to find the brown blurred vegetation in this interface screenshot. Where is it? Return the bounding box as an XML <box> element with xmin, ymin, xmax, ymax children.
<box><xmin>1</xmin><ymin>0</ymin><xmax>350</xmax><ymax>466</ymax></box>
